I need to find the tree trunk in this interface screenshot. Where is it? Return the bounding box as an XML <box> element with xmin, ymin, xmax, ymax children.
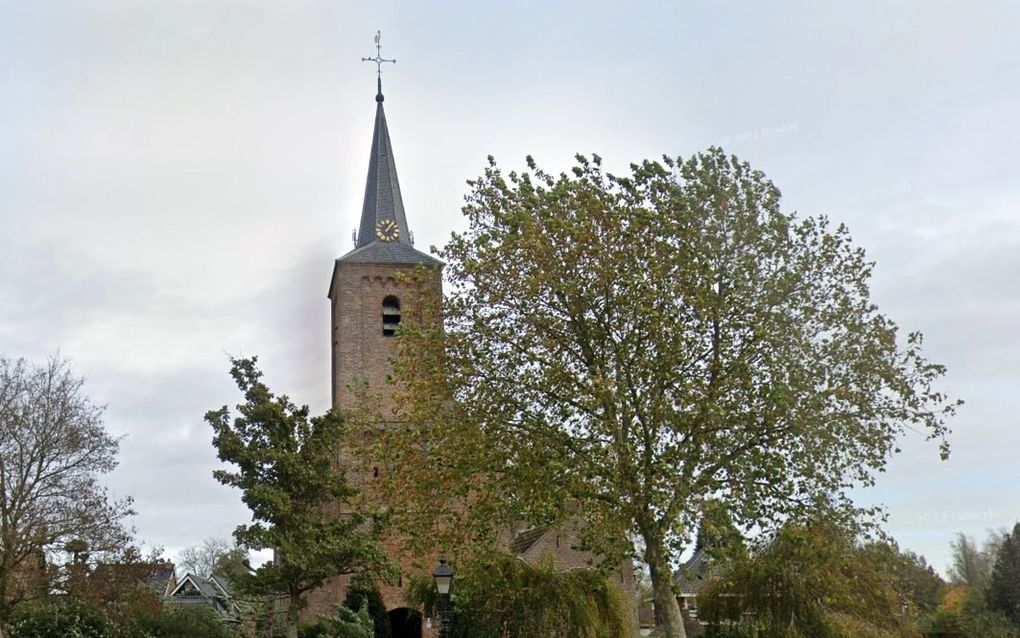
<box><xmin>0</xmin><ymin>603</ymin><xmax>9</xmax><ymax>638</ymax></box>
<box><xmin>286</xmin><ymin>592</ymin><xmax>300</xmax><ymax>638</ymax></box>
<box><xmin>645</xmin><ymin>532</ymin><xmax>687</xmax><ymax>638</ymax></box>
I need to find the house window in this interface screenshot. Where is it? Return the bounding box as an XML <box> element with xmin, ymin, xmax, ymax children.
<box><xmin>382</xmin><ymin>296</ymin><xmax>401</xmax><ymax>336</ymax></box>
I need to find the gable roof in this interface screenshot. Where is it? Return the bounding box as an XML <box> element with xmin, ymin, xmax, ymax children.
<box><xmin>510</xmin><ymin>527</ymin><xmax>547</xmax><ymax>555</ymax></box>
<box><xmin>145</xmin><ymin>563</ymin><xmax>177</xmax><ymax>597</ymax></box>
<box><xmin>208</xmin><ymin>573</ymin><xmax>233</xmax><ymax>597</ymax></box>
<box><xmin>170</xmin><ymin>573</ymin><xmax>221</xmax><ymax>600</ymax></box>
<box><xmin>168</xmin><ymin>572</ymin><xmax>241</xmax><ymax>621</ymax></box>
<box><xmin>673</xmin><ymin>548</ymin><xmax>723</xmax><ymax>597</ymax></box>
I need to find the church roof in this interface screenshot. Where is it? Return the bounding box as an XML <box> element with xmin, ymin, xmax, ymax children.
<box><xmin>338</xmin><ymin>81</ymin><xmax>440</xmax><ymax>267</ymax></box>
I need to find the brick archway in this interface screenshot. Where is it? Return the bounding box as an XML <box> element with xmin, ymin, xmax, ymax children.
<box><xmin>388</xmin><ymin>607</ymin><xmax>422</xmax><ymax>638</ymax></box>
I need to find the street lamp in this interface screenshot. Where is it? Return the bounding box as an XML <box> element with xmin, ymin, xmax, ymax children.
<box><xmin>433</xmin><ymin>558</ymin><xmax>454</xmax><ymax>637</ymax></box>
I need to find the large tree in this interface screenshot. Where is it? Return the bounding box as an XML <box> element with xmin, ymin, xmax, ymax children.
<box><xmin>374</xmin><ymin>150</ymin><xmax>958</xmax><ymax>638</ymax></box>
<box><xmin>0</xmin><ymin>355</ymin><xmax>132</xmax><ymax>638</ymax></box>
<box><xmin>177</xmin><ymin>536</ymin><xmax>249</xmax><ymax>583</ymax></box>
<box><xmin>948</xmin><ymin>530</ymin><xmax>1005</xmax><ymax>589</ymax></box>
<box><xmin>881</xmin><ymin>545</ymin><xmax>946</xmax><ymax>617</ymax></box>
<box><xmin>207</xmin><ymin>358</ymin><xmax>392</xmax><ymax>638</ymax></box>
<box><xmin>988</xmin><ymin>523</ymin><xmax>1020</xmax><ymax>627</ymax></box>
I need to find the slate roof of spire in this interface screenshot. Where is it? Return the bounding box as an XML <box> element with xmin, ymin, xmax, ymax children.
<box><xmin>338</xmin><ymin>83</ymin><xmax>440</xmax><ymax>267</ymax></box>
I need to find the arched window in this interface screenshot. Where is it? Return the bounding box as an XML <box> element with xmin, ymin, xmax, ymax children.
<box><xmin>382</xmin><ymin>295</ymin><xmax>401</xmax><ymax>336</ymax></box>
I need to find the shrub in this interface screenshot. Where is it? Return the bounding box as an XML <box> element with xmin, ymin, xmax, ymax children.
<box><xmin>298</xmin><ymin>622</ymin><xmax>329</xmax><ymax>638</ymax></box>
<box><xmin>11</xmin><ymin>600</ymin><xmax>110</xmax><ymax>638</ymax></box>
<box><xmin>304</xmin><ymin>603</ymin><xmax>373</xmax><ymax>638</ymax></box>
<box><xmin>342</xmin><ymin>587</ymin><xmax>390</xmax><ymax>638</ymax></box>
<box><xmin>405</xmin><ymin>553</ymin><xmax>636</xmax><ymax>638</ymax></box>
<box><xmin>122</xmin><ymin>605</ymin><xmax>236</xmax><ymax>638</ymax></box>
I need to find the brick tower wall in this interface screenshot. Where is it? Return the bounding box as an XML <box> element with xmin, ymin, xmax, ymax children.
<box><xmin>306</xmin><ymin>259</ymin><xmax>441</xmax><ymax>629</ymax></box>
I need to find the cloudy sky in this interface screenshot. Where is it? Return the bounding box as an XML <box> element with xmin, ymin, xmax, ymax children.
<box><xmin>2</xmin><ymin>1</ymin><xmax>1017</xmax><ymax>574</ymax></box>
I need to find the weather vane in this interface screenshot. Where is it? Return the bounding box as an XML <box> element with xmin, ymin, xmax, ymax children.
<box><xmin>361</xmin><ymin>31</ymin><xmax>395</xmax><ymax>98</ymax></box>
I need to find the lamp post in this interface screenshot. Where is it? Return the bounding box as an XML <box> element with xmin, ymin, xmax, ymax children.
<box><xmin>433</xmin><ymin>558</ymin><xmax>454</xmax><ymax>638</ymax></box>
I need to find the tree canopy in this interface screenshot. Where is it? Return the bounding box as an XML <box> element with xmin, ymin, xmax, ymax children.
<box><xmin>0</xmin><ymin>355</ymin><xmax>133</xmax><ymax>636</ymax></box>
<box><xmin>373</xmin><ymin>150</ymin><xmax>959</xmax><ymax>638</ymax></box>
<box><xmin>949</xmin><ymin>530</ymin><xmax>1005</xmax><ymax>588</ymax></box>
<box><xmin>177</xmin><ymin>537</ymin><xmax>249</xmax><ymax>584</ymax></box>
<box><xmin>989</xmin><ymin>523</ymin><xmax>1020</xmax><ymax>627</ymax></box>
<box><xmin>207</xmin><ymin>357</ymin><xmax>392</xmax><ymax>638</ymax></box>
<box><xmin>694</xmin><ymin>500</ymin><xmax>746</xmax><ymax>561</ymax></box>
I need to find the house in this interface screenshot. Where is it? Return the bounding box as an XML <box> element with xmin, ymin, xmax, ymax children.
<box><xmin>673</xmin><ymin>547</ymin><xmax>722</xmax><ymax>621</ymax></box>
<box><xmin>509</xmin><ymin>524</ymin><xmax>636</xmax><ymax>594</ymax></box>
<box><xmin>631</xmin><ymin>548</ymin><xmax>726</xmax><ymax>636</ymax></box>
<box><xmin>166</xmin><ymin>572</ymin><xmax>241</xmax><ymax>623</ymax></box>
<box><xmin>508</xmin><ymin>523</ymin><xmax>639</xmax><ymax>629</ymax></box>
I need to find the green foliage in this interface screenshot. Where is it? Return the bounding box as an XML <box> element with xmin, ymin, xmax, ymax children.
<box><xmin>922</xmin><ymin>526</ymin><xmax>1020</xmax><ymax>637</ymax></box>
<box><xmin>922</xmin><ymin>585</ymin><xmax>1019</xmax><ymax>638</ymax></box>
<box><xmin>989</xmin><ymin>523</ymin><xmax>1020</xmax><ymax>627</ymax></box>
<box><xmin>876</xmin><ymin>545</ymin><xmax>945</xmax><ymax>615</ymax></box>
<box><xmin>212</xmin><ymin>548</ymin><xmax>251</xmax><ymax>587</ymax></box>
<box><xmin>206</xmin><ymin>357</ymin><xmax>393</xmax><ymax>637</ymax></box>
<box><xmin>342</xmin><ymin>586</ymin><xmax>390</xmax><ymax>638</ymax></box>
<box><xmin>404</xmin><ymin>553</ymin><xmax>636</xmax><ymax>638</ymax></box>
<box><xmin>122</xmin><ymin>605</ymin><xmax>236</xmax><ymax>638</ymax></box>
<box><xmin>298</xmin><ymin>625</ymin><xmax>328</xmax><ymax>638</ymax></box>
<box><xmin>378</xmin><ymin>150</ymin><xmax>959</xmax><ymax>638</ymax></box>
<box><xmin>694</xmin><ymin>500</ymin><xmax>746</xmax><ymax>561</ymax></box>
<box><xmin>699</xmin><ymin>516</ymin><xmax>922</xmax><ymax>638</ymax></box>
<box><xmin>302</xmin><ymin>603</ymin><xmax>373</xmax><ymax>638</ymax></box>
<box><xmin>10</xmin><ymin>600</ymin><xmax>110</xmax><ymax>638</ymax></box>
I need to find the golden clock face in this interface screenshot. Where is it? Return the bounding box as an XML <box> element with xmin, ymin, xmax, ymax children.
<box><xmin>375</xmin><ymin>218</ymin><xmax>399</xmax><ymax>241</ymax></box>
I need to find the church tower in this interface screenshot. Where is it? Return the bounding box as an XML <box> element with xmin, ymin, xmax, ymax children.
<box><xmin>320</xmin><ymin>51</ymin><xmax>442</xmax><ymax>633</ymax></box>
<box><xmin>328</xmin><ymin>80</ymin><xmax>442</xmax><ymax>413</ymax></box>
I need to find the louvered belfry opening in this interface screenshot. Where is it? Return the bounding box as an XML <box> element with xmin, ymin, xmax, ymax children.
<box><xmin>382</xmin><ymin>295</ymin><xmax>401</xmax><ymax>336</ymax></box>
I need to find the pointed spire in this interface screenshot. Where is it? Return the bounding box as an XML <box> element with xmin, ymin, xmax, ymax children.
<box><xmin>356</xmin><ymin>90</ymin><xmax>410</xmax><ymax>248</ymax></box>
<box><xmin>338</xmin><ymin>33</ymin><xmax>440</xmax><ymax>267</ymax></box>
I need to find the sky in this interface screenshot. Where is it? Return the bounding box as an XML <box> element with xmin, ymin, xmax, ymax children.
<box><xmin>1</xmin><ymin>0</ymin><xmax>1018</xmax><ymax>575</ymax></box>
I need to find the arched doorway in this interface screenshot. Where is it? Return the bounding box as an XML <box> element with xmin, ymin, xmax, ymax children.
<box><xmin>388</xmin><ymin>607</ymin><xmax>422</xmax><ymax>638</ymax></box>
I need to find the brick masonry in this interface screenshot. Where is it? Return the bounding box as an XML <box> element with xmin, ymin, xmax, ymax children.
<box><xmin>305</xmin><ymin>258</ymin><xmax>442</xmax><ymax>635</ymax></box>
<box><xmin>312</xmin><ymin>257</ymin><xmax>637</xmax><ymax>634</ymax></box>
